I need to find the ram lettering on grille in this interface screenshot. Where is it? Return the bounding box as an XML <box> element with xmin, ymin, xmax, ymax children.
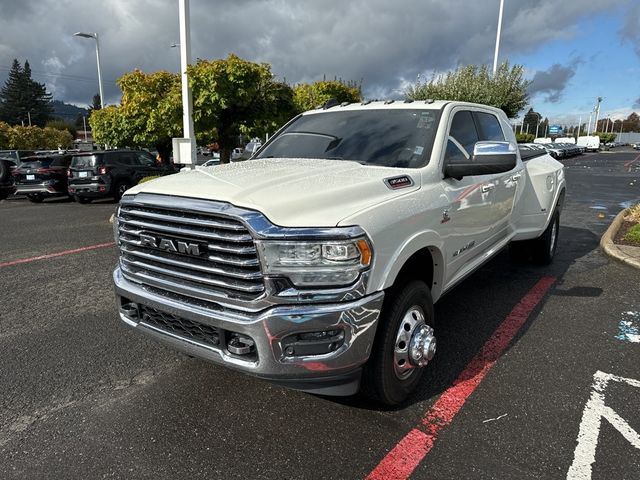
<box><xmin>139</xmin><ymin>233</ymin><xmax>201</xmax><ymax>256</ymax></box>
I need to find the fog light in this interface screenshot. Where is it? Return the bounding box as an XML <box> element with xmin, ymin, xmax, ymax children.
<box><xmin>282</xmin><ymin>329</ymin><xmax>345</xmax><ymax>357</ymax></box>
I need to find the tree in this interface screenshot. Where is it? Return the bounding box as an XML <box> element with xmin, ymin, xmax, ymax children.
<box><xmin>0</xmin><ymin>59</ymin><xmax>53</xmax><ymax>127</ymax></box>
<box><xmin>406</xmin><ymin>62</ymin><xmax>530</xmax><ymax>118</ymax></box>
<box><xmin>292</xmin><ymin>80</ymin><xmax>361</xmax><ymax>113</ymax></box>
<box><xmin>188</xmin><ymin>54</ymin><xmax>296</xmax><ymax>163</ymax></box>
<box><xmin>522</xmin><ymin>107</ymin><xmax>543</xmax><ymax>137</ymax></box>
<box><xmin>90</xmin><ymin>70</ymin><xmax>182</xmax><ymax>164</ymax></box>
<box><xmin>87</xmin><ymin>93</ymin><xmax>102</xmax><ymax>121</ymax></box>
<box><xmin>45</xmin><ymin>119</ymin><xmax>77</xmax><ymax>140</ymax></box>
<box><xmin>90</xmin><ymin>55</ymin><xmax>298</xmax><ymax>164</ymax></box>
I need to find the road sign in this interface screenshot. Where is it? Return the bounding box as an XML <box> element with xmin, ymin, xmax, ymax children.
<box><xmin>549</xmin><ymin>125</ymin><xmax>562</xmax><ymax>134</ymax></box>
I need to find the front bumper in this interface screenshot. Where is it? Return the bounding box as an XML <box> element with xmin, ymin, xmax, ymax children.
<box><xmin>113</xmin><ymin>267</ymin><xmax>384</xmax><ymax>395</ymax></box>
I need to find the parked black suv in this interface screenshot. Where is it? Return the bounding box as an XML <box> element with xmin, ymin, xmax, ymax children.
<box><xmin>0</xmin><ymin>158</ymin><xmax>17</xmax><ymax>200</ymax></box>
<box><xmin>68</xmin><ymin>150</ymin><xmax>171</xmax><ymax>203</ymax></box>
<box><xmin>14</xmin><ymin>154</ymin><xmax>73</xmax><ymax>202</ymax></box>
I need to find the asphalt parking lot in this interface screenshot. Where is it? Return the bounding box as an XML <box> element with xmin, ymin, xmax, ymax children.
<box><xmin>1</xmin><ymin>151</ymin><xmax>639</xmax><ymax>479</ymax></box>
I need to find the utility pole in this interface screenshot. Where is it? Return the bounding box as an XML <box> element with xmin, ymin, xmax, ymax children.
<box><xmin>593</xmin><ymin>96</ymin><xmax>603</xmax><ymax>133</ymax></box>
<box><xmin>577</xmin><ymin>115</ymin><xmax>581</xmax><ymax>139</ymax></box>
<box><xmin>83</xmin><ymin>116</ymin><xmax>88</xmax><ymax>141</ymax></box>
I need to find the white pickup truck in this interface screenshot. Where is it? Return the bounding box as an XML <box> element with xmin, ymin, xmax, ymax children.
<box><xmin>113</xmin><ymin>100</ymin><xmax>565</xmax><ymax>405</ymax></box>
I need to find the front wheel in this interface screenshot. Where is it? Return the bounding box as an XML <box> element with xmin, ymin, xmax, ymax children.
<box><xmin>362</xmin><ymin>280</ymin><xmax>436</xmax><ymax>406</ymax></box>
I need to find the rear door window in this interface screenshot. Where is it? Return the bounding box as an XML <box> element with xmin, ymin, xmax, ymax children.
<box><xmin>136</xmin><ymin>152</ymin><xmax>157</xmax><ymax>167</ymax></box>
<box><xmin>474</xmin><ymin>112</ymin><xmax>505</xmax><ymax>141</ymax></box>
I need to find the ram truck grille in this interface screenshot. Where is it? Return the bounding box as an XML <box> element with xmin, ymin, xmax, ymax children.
<box><xmin>117</xmin><ymin>202</ymin><xmax>265</xmax><ymax>307</ymax></box>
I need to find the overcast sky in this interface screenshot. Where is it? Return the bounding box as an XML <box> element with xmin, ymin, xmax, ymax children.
<box><xmin>0</xmin><ymin>0</ymin><xmax>638</xmax><ymax>124</ymax></box>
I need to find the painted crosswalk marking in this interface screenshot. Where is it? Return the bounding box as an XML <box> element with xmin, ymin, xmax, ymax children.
<box><xmin>567</xmin><ymin>371</ymin><xmax>640</xmax><ymax>479</ymax></box>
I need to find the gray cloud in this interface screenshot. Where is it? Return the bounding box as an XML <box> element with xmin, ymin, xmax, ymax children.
<box><xmin>528</xmin><ymin>63</ymin><xmax>578</xmax><ymax>103</ymax></box>
<box><xmin>619</xmin><ymin>3</ymin><xmax>640</xmax><ymax>57</ymax></box>
<box><xmin>634</xmin><ymin>98</ymin><xmax>640</xmax><ymax>109</ymax></box>
<box><xmin>0</xmin><ymin>0</ymin><xmax>629</xmax><ymax>107</ymax></box>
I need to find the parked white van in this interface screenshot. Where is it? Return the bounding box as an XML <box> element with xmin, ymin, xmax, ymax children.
<box><xmin>577</xmin><ymin>136</ymin><xmax>600</xmax><ymax>152</ymax></box>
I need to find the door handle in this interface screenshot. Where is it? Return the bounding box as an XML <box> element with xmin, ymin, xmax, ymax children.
<box><xmin>481</xmin><ymin>183</ymin><xmax>495</xmax><ymax>193</ymax></box>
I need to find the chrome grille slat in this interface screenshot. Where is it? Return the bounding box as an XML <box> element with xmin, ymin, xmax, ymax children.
<box><xmin>119</xmin><ymin>206</ymin><xmax>245</xmax><ymax>231</ymax></box>
<box><xmin>122</xmin><ymin>256</ymin><xmax>263</xmax><ymax>293</ymax></box>
<box><xmin>117</xmin><ymin>201</ymin><xmax>265</xmax><ymax>305</ymax></box>
<box><xmin>119</xmin><ymin>218</ymin><xmax>253</xmax><ymax>242</ymax></box>
<box><xmin>121</xmin><ymin>246</ymin><xmax>262</xmax><ymax>280</ymax></box>
<box><xmin>119</xmin><ymin>238</ymin><xmax>259</xmax><ymax>267</ymax></box>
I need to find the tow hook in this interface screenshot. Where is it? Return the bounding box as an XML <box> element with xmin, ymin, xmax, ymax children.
<box><xmin>227</xmin><ymin>334</ymin><xmax>255</xmax><ymax>356</ymax></box>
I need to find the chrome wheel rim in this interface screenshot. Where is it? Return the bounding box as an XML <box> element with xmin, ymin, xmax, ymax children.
<box><xmin>393</xmin><ymin>306</ymin><xmax>436</xmax><ymax>380</ymax></box>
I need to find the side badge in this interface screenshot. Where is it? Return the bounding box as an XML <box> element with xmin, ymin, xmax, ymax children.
<box><xmin>384</xmin><ymin>175</ymin><xmax>414</xmax><ymax>190</ymax></box>
<box><xmin>441</xmin><ymin>209</ymin><xmax>451</xmax><ymax>223</ymax></box>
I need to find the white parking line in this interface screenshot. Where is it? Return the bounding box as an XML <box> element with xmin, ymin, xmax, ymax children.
<box><xmin>567</xmin><ymin>371</ymin><xmax>640</xmax><ymax>480</ymax></box>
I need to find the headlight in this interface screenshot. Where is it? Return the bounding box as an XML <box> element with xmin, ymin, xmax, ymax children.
<box><xmin>257</xmin><ymin>238</ymin><xmax>372</xmax><ymax>287</ymax></box>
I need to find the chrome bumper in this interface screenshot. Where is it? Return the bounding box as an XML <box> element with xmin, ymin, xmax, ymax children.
<box><xmin>113</xmin><ymin>267</ymin><xmax>383</xmax><ymax>395</ymax></box>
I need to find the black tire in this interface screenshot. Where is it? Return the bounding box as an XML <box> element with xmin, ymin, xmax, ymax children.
<box><xmin>531</xmin><ymin>210</ymin><xmax>560</xmax><ymax>265</ymax></box>
<box><xmin>508</xmin><ymin>240</ymin><xmax>530</xmax><ymax>263</ymax></box>
<box><xmin>114</xmin><ymin>181</ymin><xmax>130</xmax><ymax>202</ymax></box>
<box><xmin>74</xmin><ymin>195</ymin><xmax>91</xmax><ymax>204</ymax></box>
<box><xmin>27</xmin><ymin>194</ymin><xmax>44</xmax><ymax>203</ymax></box>
<box><xmin>362</xmin><ymin>280</ymin><xmax>435</xmax><ymax>406</ymax></box>
<box><xmin>0</xmin><ymin>160</ymin><xmax>9</xmax><ymax>182</ymax></box>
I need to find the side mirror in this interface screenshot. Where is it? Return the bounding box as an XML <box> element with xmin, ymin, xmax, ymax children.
<box><xmin>445</xmin><ymin>141</ymin><xmax>517</xmax><ymax>179</ymax></box>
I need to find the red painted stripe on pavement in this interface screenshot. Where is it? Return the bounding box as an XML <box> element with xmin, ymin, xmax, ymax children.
<box><xmin>366</xmin><ymin>276</ymin><xmax>556</xmax><ymax>480</ymax></box>
<box><xmin>623</xmin><ymin>154</ymin><xmax>640</xmax><ymax>168</ymax></box>
<box><xmin>0</xmin><ymin>242</ymin><xmax>115</xmax><ymax>268</ymax></box>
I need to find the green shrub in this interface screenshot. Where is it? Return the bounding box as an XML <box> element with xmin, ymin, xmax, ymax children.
<box><xmin>623</xmin><ymin>223</ymin><xmax>640</xmax><ymax>244</ymax></box>
<box><xmin>516</xmin><ymin>133</ymin><xmax>535</xmax><ymax>143</ymax></box>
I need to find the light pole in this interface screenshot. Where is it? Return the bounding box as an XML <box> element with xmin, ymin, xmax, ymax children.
<box><xmin>74</xmin><ymin>32</ymin><xmax>105</xmax><ymax>110</ymax></box>
<box><xmin>492</xmin><ymin>0</ymin><xmax>505</xmax><ymax>75</ymax></box>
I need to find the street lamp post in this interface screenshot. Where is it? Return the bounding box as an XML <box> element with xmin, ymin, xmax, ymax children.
<box><xmin>74</xmin><ymin>32</ymin><xmax>105</xmax><ymax>110</ymax></box>
<box><xmin>492</xmin><ymin>0</ymin><xmax>505</xmax><ymax>75</ymax></box>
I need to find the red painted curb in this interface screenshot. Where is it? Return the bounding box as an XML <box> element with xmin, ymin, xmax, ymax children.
<box><xmin>366</xmin><ymin>276</ymin><xmax>556</xmax><ymax>480</ymax></box>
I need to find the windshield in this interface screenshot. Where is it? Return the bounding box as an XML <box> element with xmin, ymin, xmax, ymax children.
<box><xmin>71</xmin><ymin>154</ymin><xmax>102</xmax><ymax>168</ymax></box>
<box><xmin>256</xmin><ymin>108</ymin><xmax>441</xmax><ymax>168</ymax></box>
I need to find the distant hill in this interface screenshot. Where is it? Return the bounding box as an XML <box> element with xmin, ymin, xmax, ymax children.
<box><xmin>51</xmin><ymin>100</ymin><xmax>88</xmax><ymax>122</ymax></box>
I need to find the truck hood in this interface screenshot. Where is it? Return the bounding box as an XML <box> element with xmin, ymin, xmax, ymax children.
<box><xmin>126</xmin><ymin>158</ymin><xmax>420</xmax><ymax>227</ymax></box>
